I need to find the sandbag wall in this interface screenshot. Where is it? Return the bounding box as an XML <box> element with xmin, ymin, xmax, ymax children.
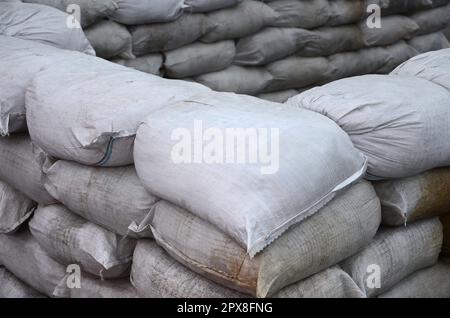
<box><xmin>21</xmin><ymin>0</ymin><xmax>450</xmax><ymax>103</ymax></box>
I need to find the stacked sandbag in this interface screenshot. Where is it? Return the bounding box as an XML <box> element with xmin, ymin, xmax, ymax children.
<box><xmin>442</xmin><ymin>214</ymin><xmax>450</xmax><ymax>260</ymax></box>
<box><xmin>0</xmin><ymin>266</ymin><xmax>45</xmax><ymax>298</ymax></box>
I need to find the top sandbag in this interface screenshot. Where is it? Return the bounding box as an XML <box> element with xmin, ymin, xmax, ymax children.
<box><xmin>392</xmin><ymin>48</ymin><xmax>450</xmax><ymax>90</ymax></box>
<box><xmin>286</xmin><ymin>75</ymin><xmax>450</xmax><ymax>180</ymax></box>
<box><xmin>26</xmin><ymin>49</ymin><xmax>210</xmax><ymax>166</ymax></box>
<box><xmin>0</xmin><ymin>2</ymin><xmax>94</xmax><ymax>55</ymax></box>
<box><xmin>133</xmin><ymin>92</ymin><xmax>367</xmax><ymax>256</ymax></box>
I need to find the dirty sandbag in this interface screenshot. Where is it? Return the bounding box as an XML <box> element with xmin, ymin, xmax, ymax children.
<box><xmin>0</xmin><ymin>180</ymin><xmax>35</xmax><ymax>234</ymax></box>
<box><xmin>287</xmin><ymin>75</ymin><xmax>450</xmax><ymax>179</ymax></box>
<box><xmin>365</xmin><ymin>0</ymin><xmax>433</xmax><ymax>15</ymax></box>
<box><xmin>110</xmin><ymin>0</ymin><xmax>185</xmax><ymax>25</ymax></box>
<box><xmin>194</xmin><ymin>65</ymin><xmax>272</xmax><ymax>95</ymax></box>
<box><xmin>0</xmin><ymin>134</ymin><xmax>55</xmax><ymax>205</ymax></box>
<box><xmin>134</xmin><ymin>92</ymin><xmax>367</xmax><ymax>257</ymax></box>
<box><xmin>130</xmin><ymin>14</ymin><xmax>211</xmax><ymax>56</ymax></box>
<box><xmin>408</xmin><ymin>31</ymin><xmax>450</xmax><ymax>53</ymax></box>
<box><xmin>22</xmin><ymin>0</ymin><xmax>118</xmax><ymax>27</ymax></box>
<box><xmin>149</xmin><ymin>181</ymin><xmax>380</xmax><ymax>297</ymax></box>
<box><xmin>0</xmin><ymin>266</ymin><xmax>45</xmax><ymax>298</ymax></box>
<box><xmin>376</xmin><ymin>41</ymin><xmax>418</xmax><ymax>73</ymax></box>
<box><xmin>340</xmin><ymin>218</ymin><xmax>443</xmax><ymax>297</ymax></box>
<box><xmin>29</xmin><ymin>204</ymin><xmax>137</xmax><ymax>278</ymax></box>
<box><xmin>42</xmin><ymin>159</ymin><xmax>158</xmax><ymax>238</ymax></box>
<box><xmin>409</xmin><ymin>4</ymin><xmax>450</xmax><ymax>36</ymax></box>
<box><xmin>359</xmin><ymin>15</ymin><xmax>419</xmax><ymax>46</ymax></box>
<box><xmin>84</xmin><ymin>19</ymin><xmax>134</xmax><ymax>59</ymax></box>
<box><xmin>112</xmin><ymin>54</ymin><xmax>164</xmax><ymax>76</ymax></box>
<box><xmin>392</xmin><ymin>47</ymin><xmax>450</xmax><ymax>89</ymax></box>
<box><xmin>185</xmin><ymin>0</ymin><xmax>242</xmax><ymax>12</ymax></box>
<box><xmin>26</xmin><ymin>52</ymin><xmax>210</xmax><ymax>166</ymax></box>
<box><xmin>258</xmin><ymin>89</ymin><xmax>299</xmax><ymax>103</ymax></box>
<box><xmin>442</xmin><ymin>214</ymin><xmax>450</xmax><ymax>258</ymax></box>
<box><xmin>234</xmin><ymin>28</ymin><xmax>319</xmax><ymax>66</ymax></box>
<box><xmin>0</xmin><ymin>2</ymin><xmax>94</xmax><ymax>54</ymax></box>
<box><xmin>328</xmin><ymin>0</ymin><xmax>365</xmax><ymax>26</ymax></box>
<box><xmin>374</xmin><ymin>167</ymin><xmax>450</xmax><ymax>226</ymax></box>
<box><xmin>200</xmin><ymin>1</ymin><xmax>278</xmax><ymax>43</ymax></box>
<box><xmin>164</xmin><ymin>41</ymin><xmax>235</xmax><ymax>78</ymax></box>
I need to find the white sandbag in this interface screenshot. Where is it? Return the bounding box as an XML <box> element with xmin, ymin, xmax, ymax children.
<box><xmin>112</xmin><ymin>54</ymin><xmax>164</xmax><ymax>76</ymax></box>
<box><xmin>0</xmin><ymin>134</ymin><xmax>55</xmax><ymax>205</ymax></box>
<box><xmin>442</xmin><ymin>214</ymin><xmax>450</xmax><ymax>258</ymax></box>
<box><xmin>0</xmin><ymin>267</ymin><xmax>45</xmax><ymax>298</ymax></box>
<box><xmin>84</xmin><ymin>19</ymin><xmax>134</xmax><ymax>59</ymax></box>
<box><xmin>164</xmin><ymin>41</ymin><xmax>235</xmax><ymax>78</ymax></box>
<box><xmin>265</xmin><ymin>56</ymin><xmax>331</xmax><ymax>91</ymax></box>
<box><xmin>0</xmin><ymin>230</ymin><xmax>66</xmax><ymax>297</ymax></box>
<box><xmin>29</xmin><ymin>204</ymin><xmax>136</xmax><ymax>278</ymax></box>
<box><xmin>194</xmin><ymin>65</ymin><xmax>272</xmax><ymax>95</ymax></box>
<box><xmin>340</xmin><ymin>218</ymin><xmax>443</xmax><ymax>297</ymax></box>
<box><xmin>296</xmin><ymin>25</ymin><xmax>365</xmax><ymax>57</ymax></box>
<box><xmin>379</xmin><ymin>262</ymin><xmax>450</xmax><ymax>298</ymax></box>
<box><xmin>42</xmin><ymin>159</ymin><xmax>158</xmax><ymax>238</ymax></box>
<box><xmin>149</xmin><ymin>181</ymin><xmax>380</xmax><ymax>297</ymax></box>
<box><xmin>26</xmin><ymin>52</ymin><xmax>210</xmax><ymax>166</ymax></box>
<box><xmin>408</xmin><ymin>31</ymin><xmax>450</xmax><ymax>53</ymax></box>
<box><xmin>409</xmin><ymin>5</ymin><xmax>450</xmax><ymax>35</ymax></box>
<box><xmin>0</xmin><ymin>2</ymin><xmax>94</xmax><ymax>54</ymax></box>
<box><xmin>374</xmin><ymin>167</ymin><xmax>450</xmax><ymax>226</ymax></box>
<box><xmin>274</xmin><ymin>266</ymin><xmax>365</xmax><ymax>298</ymax></box>
<box><xmin>287</xmin><ymin>75</ymin><xmax>450</xmax><ymax>179</ymax></box>
<box><xmin>392</xmin><ymin>47</ymin><xmax>450</xmax><ymax>89</ymax></box>
<box><xmin>200</xmin><ymin>1</ymin><xmax>278</xmax><ymax>43</ymax></box>
<box><xmin>130</xmin><ymin>14</ymin><xmax>211</xmax><ymax>56</ymax></box>
<box><xmin>22</xmin><ymin>0</ymin><xmax>119</xmax><ymax>27</ymax></box>
<box><xmin>134</xmin><ymin>92</ymin><xmax>367</xmax><ymax>257</ymax></box>
<box><xmin>234</xmin><ymin>28</ymin><xmax>319</xmax><ymax>66</ymax></box>
<box><xmin>376</xmin><ymin>41</ymin><xmax>418</xmax><ymax>73</ymax></box>
<box><xmin>185</xmin><ymin>0</ymin><xmax>241</xmax><ymax>12</ymax></box>
<box><xmin>257</xmin><ymin>89</ymin><xmax>299</xmax><ymax>103</ymax></box>
<box><xmin>0</xmin><ymin>180</ymin><xmax>35</xmax><ymax>234</ymax></box>
<box><xmin>110</xmin><ymin>0</ymin><xmax>184</xmax><ymax>25</ymax></box>
<box><xmin>365</xmin><ymin>0</ymin><xmax>433</xmax><ymax>15</ymax></box>
<box><xmin>359</xmin><ymin>15</ymin><xmax>419</xmax><ymax>46</ymax></box>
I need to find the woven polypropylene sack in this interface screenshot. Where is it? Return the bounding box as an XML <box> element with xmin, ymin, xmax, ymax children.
<box><xmin>0</xmin><ymin>267</ymin><xmax>45</xmax><ymax>298</ymax></box>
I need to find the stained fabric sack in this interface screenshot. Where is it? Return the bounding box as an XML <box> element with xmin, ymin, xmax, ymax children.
<box><xmin>112</xmin><ymin>54</ymin><xmax>164</xmax><ymax>76</ymax></box>
<box><xmin>379</xmin><ymin>262</ymin><xmax>450</xmax><ymax>298</ymax></box>
<box><xmin>365</xmin><ymin>0</ymin><xmax>433</xmax><ymax>15</ymax></box>
<box><xmin>110</xmin><ymin>0</ymin><xmax>185</xmax><ymax>25</ymax></box>
<box><xmin>42</xmin><ymin>159</ymin><xmax>158</xmax><ymax>238</ymax></box>
<box><xmin>374</xmin><ymin>168</ymin><xmax>450</xmax><ymax>226</ymax></box>
<box><xmin>195</xmin><ymin>66</ymin><xmax>273</xmax><ymax>95</ymax></box>
<box><xmin>442</xmin><ymin>214</ymin><xmax>450</xmax><ymax>257</ymax></box>
<box><xmin>410</xmin><ymin>5</ymin><xmax>450</xmax><ymax>36</ymax></box>
<box><xmin>84</xmin><ymin>19</ymin><xmax>134</xmax><ymax>59</ymax></box>
<box><xmin>22</xmin><ymin>0</ymin><xmax>118</xmax><ymax>27</ymax></box>
<box><xmin>376</xmin><ymin>41</ymin><xmax>418</xmax><ymax>73</ymax></box>
<box><xmin>258</xmin><ymin>89</ymin><xmax>299</xmax><ymax>103</ymax></box>
<box><xmin>392</xmin><ymin>48</ymin><xmax>450</xmax><ymax>90</ymax></box>
<box><xmin>164</xmin><ymin>41</ymin><xmax>235</xmax><ymax>78</ymax></box>
<box><xmin>265</xmin><ymin>56</ymin><xmax>331</xmax><ymax>91</ymax></box>
<box><xmin>287</xmin><ymin>75</ymin><xmax>450</xmax><ymax>179</ymax></box>
<box><xmin>200</xmin><ymin>1</ymin><xmax>278</xmax><ymax>43</ymax></box>
<box><xmin>296</xmin><ymin>26</ymin><xmax>365</xmax><ymax>57</ymax></box>
<box><xmin>0</xmin><ymin>134</ymin><xmax>54</xmax><ymax>205</ymax></box>
<box><xmin>359</xmin><ymin>15</ymin><xmax>419</xmax><ymax>46</ymax></box>
<box><xmin>327</xmin><ymin>0</ymin><xmax>365</xmax><ymax>26</ymax></box>
<box><xmin>185</xmin><ymin>0</ymin><xmax>242</xmax><ymax>12</ymax></box>
<box><xmin>340</xmin><ymin>218</ymin><xmax>443</xmax><ymax>297</ymax></box>
<box><xmin>149</xmin><ymin>181</ymin><xmax>380</xmax><ymax>297</ymax></box>
<box><xmin>130</xmin><ymin>14</ymin><xmax>211</xmax><ymax>56</ymax></box>
<box><xmin>29</xmin><ymin>204</ymin><xmax>136</xmax><ymax>278</ymax></box>
<box><xmin>234</xmin><ymin>28</ymin><xmax>319</xmax><ymax>66</ymax></box>
<box><xmin>26</xmin><ymin>52</ymin><xmax>210</xmax><ymax>166</ymax></box>
<box><xmin>0</xmin><ymin>2</ymin><xmax>94</xmax><ymax>55</ymax></box>
<box><xmin>408</xmin><ymin>31</ymin><xmax>450</xmax><ymax>53</ymax></box>
<box><xmin>0</xmin><ymin>230</ymin><xmax>66</xmax><ymax>297</ymax></box>
<box><xmin>0</xmin><ymin>267</ymin><xmax>45</xmax><ymax>298</ymax></box>
<box><xmin>134</xmin><ymin>92</ymin><xmax>367</xmax><ymax>257</ymax></box>
<box><xmin>0</xmin><ymin>180</ymin><xmax>35</xmax><ymax>234</ymax></box>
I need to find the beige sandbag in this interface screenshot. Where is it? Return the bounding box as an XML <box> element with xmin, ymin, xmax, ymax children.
<box><xmin>0</xmin><ymin>266</ymin><xmax>45</xmax><ymax>298</ymax></box>
<box><xmin>111</xmin><ymin>54</ymin><xmax>164</xmax><ymax>76</ymax></box>
<box><xmin>29</xmin><ymin>204</ymin><xmax>136</xmax><ymax>278</ymax></box>
<box><xmin>0</xmin><ymin>180</ymin><xmax>35</xmax><ymax>234</ymax></box>
<box><xmin>408</xmin><ymin>31</ymin><xmax>450</xmax><ymax>53</ymax></box>
<box><xmin>379</xmin><ymin>262</ymin><xmax>450</xmax><ymax>298</ymax></box>
<box><xmin>149</xmin><ymin>181</ymin><xmax>381</xmax><ymax>297</ymax></box>
<box><xmin>164</xmin><ymin>41</ymin><xmax>235</xmax><ymax>78</ymax></box>
<box><xmin>42</xmin><ymin>159</ymin><xmax>158</xmax><ymax>238</ymax></box>
<box><xmin>340</xmin><ymin>218</ymin><xmax>443</xmax><ymax>297</ymax></box>
<box><xmin>409</xmin><ymin>5</ymin><xmax>450</xmax><ymax>36</ymax></box>
<box><xmin>442</xmin><ymin>214</ymin><xmax>450</xmax><ymax>258</ymax></box>
<box><xmin>374</xmin><ymin>167</ymin><xmax>450</xmax><ymax>226</ymax></box>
